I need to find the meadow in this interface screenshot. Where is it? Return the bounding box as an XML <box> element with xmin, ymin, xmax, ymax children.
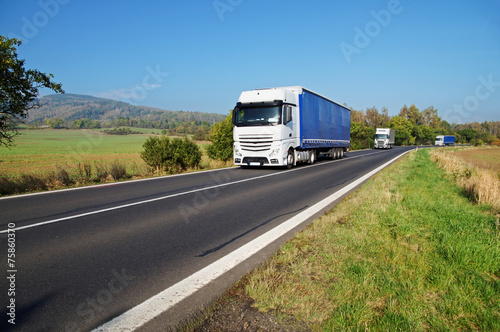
<box><xmin>0</xmin><ymin>129</ymin><xmax>218</xmax><ymax>195</ymax></box>
<box><xmin>0</xmin><ymin>129</ymin><xmax>148</xmax><ymax>177</ymax></box>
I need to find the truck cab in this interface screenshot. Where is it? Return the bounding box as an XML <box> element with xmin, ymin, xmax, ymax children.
<box><xmin>374</xmin><ymin>128</ymin><xmax>395</xmax><ymax>149</ymax></box>
<box><xmin>233</xmin><ymin>88</ymin><xmax>299</xmax><ymax>167</ymax></box>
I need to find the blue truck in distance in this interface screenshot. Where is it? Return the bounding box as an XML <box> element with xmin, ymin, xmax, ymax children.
<box><xmin>434</xmin><ymin>135</ymin><xmax>455</xmax><ymax>146</ymax></box>
<box><xmin>232</xmin><ymin>86</ymin><xmax>351</xmax><ymax>168</ymax></box>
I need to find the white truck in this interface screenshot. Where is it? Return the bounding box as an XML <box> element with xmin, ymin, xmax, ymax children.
<box><xmin>374</xmin><ymin>128</ymin><xmax>395</xmax><ymax>149</ymax></box>
<box><xmin>434</xmin><ymin>135</ymin><xmax>455</xmax><ymax>146</ymax></box>
<box><xmin>232</xmin><ymin>86</ymin><xmax>351</xmax><ymax>168</ymax></box>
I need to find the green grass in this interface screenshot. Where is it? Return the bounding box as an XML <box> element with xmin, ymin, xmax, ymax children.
<box><xmin>0</xmin><ymin>129</ymin><xmax>149</xmax><ymax>175</ymax></box>
<box><xmin>245</xmin><ymin>149</ymin><xmax>500</xmax><ymax>331</ymax></box>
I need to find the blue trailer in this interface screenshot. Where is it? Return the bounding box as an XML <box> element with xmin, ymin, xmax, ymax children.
<box><xmin>233</xmin><ymin>86</ymin><xmax>351</xmax><ymax>168</ymax></box>
<box><xmin>435</xmin><ymin>135</ymin><xmax>455</xmax><ymax>146</ymax></box>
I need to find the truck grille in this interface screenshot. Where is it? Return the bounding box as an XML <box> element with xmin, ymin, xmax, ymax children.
<box><xmin>377</xmin><ymin>139</ymin><xmax>385</xmax><ymax>147</ymax></box>
<box><xmin>238</xmin><ymin>135</ymin><xmax>273</xmax><ymax>152</ymax></box>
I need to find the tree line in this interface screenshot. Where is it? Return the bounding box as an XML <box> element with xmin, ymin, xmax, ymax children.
<box><xmin>349</xmin><ymin>104</ymin><xmax>500</xmax><ymax>149</ymax></box>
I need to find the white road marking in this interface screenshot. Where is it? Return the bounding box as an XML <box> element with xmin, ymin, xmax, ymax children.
<box><xmin>92</xmin><ymin>149</ymin><xmax>413</xmax><ymax>331</ymax></box>
<box><xmin>0</xmin><ymin>149</ymin><xmax>393</xmax><ymax>234</ymax></box>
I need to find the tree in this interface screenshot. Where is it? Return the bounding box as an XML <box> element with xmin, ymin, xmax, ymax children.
<box><xmin>390</xmin><ymin>116</ymin><xmax>414</xmax><ymax>145</ymax></box>
<box><xmin>350</xmin><ymin>109</ymin><xmax>367</xmax><ymax>124</ymax></box>
<box><xmin>350</xmin><ymin>122</ymin><xmax>375</xmax><ymax>149</ymax></box>
<box><xmin>421</xmin><ymin>106</ymin><xmax>441</xmax><ymax>129</ymax></box>
<box><xmin>207</xmin><ymin>112</ymin><xmax>234</xmax><ymax>161</ymax></box>
<box><xmin>0</xmin><ymin>36</ymin><xmax>64</xmax><ymax>146</ymax></box>
<box><xmin>399</xmin><ymin>104</ymin><xmax>422</xmax><ymax>126</ymax></box>
<box><xmin>457</xmin><ymin>129</ymin><xmax>478</xmax><ymax>143</ymax></box>
<box><xmin>413</xmin><ymin>125</ymin><xmax>435</xmax><ymax>145</ymax></box>
<box><xmin>365</xmin><ymin>107</ymin><xmax>380</xmax><ymax>129</ymax></box>
<box><xmin>380</xmin><ymin>107</ymin><xmax>390</xmax><ymax>127</ymax></box>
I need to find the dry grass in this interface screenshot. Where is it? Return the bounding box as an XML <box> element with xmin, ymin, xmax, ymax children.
<box><xmin>430</xmin><ymin>147</ymin><xmax>500</xmax><ymax>212</ymax></box>
<box><xmin>453</xmin><ymin>148</ymin><xmax>500</xmax><ymax>173</ymax></box>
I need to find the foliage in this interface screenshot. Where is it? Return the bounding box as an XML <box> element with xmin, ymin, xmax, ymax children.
<box><xmin>399</xmin><ymin>104</ymin><xmax>422</xmax><ymax>126</ymax></box>
<box><xmin>207</xmin><ymin>112</ymin><xmax>234</xmax><ymax>161</ymax></box>
<box><xmin>0</xmin><ymin>36</ymin><xmax>64</xmax><ymax>146</ymax></box>
<box><xmin>103</xmin><ymin>127</ymin><xmax>142</xmax><ymax>135</ymax></box>
<box><xmin>412</xmin><ymin>124</ymin><xmax>435</xmax><ymax>145</ymax></box>
<box><xmin>192</xmin><ymin>124</ymin><xmax>211</xmax><ymax>141</ymax></box>
<box><xmin>350</xmin><ymin>122</ymin><xmax>375</xmax><ymax>149</ymax></box>
<box><xmin>389</xmin><ymin>116</ymin><xmax>414</xmax><ymax>145</ymax></box>
<box><xmin>141</xmin><ymin>135</ymin><xmax>202</xmax><ymax>174</ymax></box>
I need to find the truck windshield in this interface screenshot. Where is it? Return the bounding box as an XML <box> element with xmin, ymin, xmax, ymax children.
<box><xmin>375</xmin><ymin>134</ymin><xmax>388</xmax><ymax>139</ymax></box>
<box><xmin>234</xmin><ymin>106</ymin><xmax>281</xmax><ymax>126</ymax></box>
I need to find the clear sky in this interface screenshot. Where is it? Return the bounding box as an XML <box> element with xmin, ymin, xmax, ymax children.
<box><xmin>1</xmin><ymin>0</ymin><xmax>499</xmax><ymax>124</ymax></box>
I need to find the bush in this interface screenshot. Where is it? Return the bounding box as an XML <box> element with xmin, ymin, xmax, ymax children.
<box><xmin>207</xmin><ymin>112</ymin><xmax>233</xmax><ymax>161</ymax></box>
<box><xmin>94</xmin><ymin>162</ymin><xmax>109</xmax><ymax>182</ymax></box>
<box><xmin>103</xmin><ymin>127</ymin><xmax>142</xmax><ymax>135</ymax></box>
<box><xmin>193</xmin><ymin>127</ymin><xmax>209</xmax><ymax>141</ymax></box>
<box><xmin>77</xmin><ymin>162</ymin><xmax>93</xmax><ymax>182</ymax></box>
<box><xmin>141</xmin><ymin>135</ymin><xmax>202</xmax><ymax>174</ymax></box>
<box><xmin>0</xmin><ymin>174</ymin><xmax>48</xmax><ymax>195</ymax></box>
<box><xmin>56</xmin><ymin>166</ymin><xmax>73</xmax><ymax>186</ymax></box>
<box><xmin>110</xmin><ymin>161</ymin><xmax>128</xmax><ymax>180</ymax></box>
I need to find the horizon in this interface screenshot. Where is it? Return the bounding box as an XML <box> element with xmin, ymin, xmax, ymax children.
<box><xmin>2</xmin><ymin>0</ymin><xmax>499</xmax><ymax>123</ymax></box>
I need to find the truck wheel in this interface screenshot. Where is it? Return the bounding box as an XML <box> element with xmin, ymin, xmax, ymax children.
<box><xmin>339</xmin><ymin>149</ymin><xmax>344</xmax><ymax>159</ymax></box>
<box><xmin>309</xmin><ymin>151</ymin><xmax>316</xmax><ymax>164</ymax></box>
<box><xmin>286</xmin><ymin>150</ymin><xmax>294</xmax><ymax>169</ymax></box>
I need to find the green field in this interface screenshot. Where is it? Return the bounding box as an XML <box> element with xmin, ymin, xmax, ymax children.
<box><xmin>0</xmin><ymin>129</ymin><xmax>151</xmax><ymax>177</ymax></box>
<box><xmin>0</xmin><ymin>129</ymin><xmax>219</xmax><ymax>196</ymax></box>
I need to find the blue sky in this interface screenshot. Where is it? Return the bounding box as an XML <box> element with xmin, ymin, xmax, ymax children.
<box><xmin>1</xmin><ymin>0</ymin><xmax>499</xmax><ymax>124</ymax></box>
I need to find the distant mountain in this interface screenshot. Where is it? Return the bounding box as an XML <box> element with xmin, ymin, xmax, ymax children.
<box><xmin>27</xmin><ymin>94</ymin><xmax>226</xmax><ymax>125</ymax></box>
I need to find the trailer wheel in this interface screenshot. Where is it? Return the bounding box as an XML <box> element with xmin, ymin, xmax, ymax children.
<box><xmin>286</xmin><ymin>150</ymin><xmax>294</xmax><ymax>169</ymax></box>
<box><xmin>339</xmin><ymin>149</ymin><xmax>344</xmax><ymax>159</ymax></box>
<box><xmin>329</xmin><ymin>148</ymin><xmax>336</xmax><ymax>160</ymax></box>
<box><xmin>309</xmin><ymin>151</ymin><xmax>316</xmax><ymax>164</ymax></box>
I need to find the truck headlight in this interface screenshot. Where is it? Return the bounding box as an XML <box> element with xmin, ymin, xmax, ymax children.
<box><xmin>234</xmin><ymin>147</ymin><xmax>242</xmax><ymax>157</ymax></box>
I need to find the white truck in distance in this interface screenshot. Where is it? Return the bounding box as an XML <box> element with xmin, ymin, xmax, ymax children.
<box><xmin>232</xmin><ymin>86</ymin><xmax>351</xmax><ymax>168</ymax></box>
<box><xmin>434</xmin><ymin>135</ymin><xmax>455</xmax><ymax>146</ymax></box>
<box><xmin>374</xmin><ymin>128</ymin><xmax>395</xmax><ymax>149</ymax></box>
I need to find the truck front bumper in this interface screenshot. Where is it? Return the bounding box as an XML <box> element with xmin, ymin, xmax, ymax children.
<box><xmin>234</xmin><ymin>144</ymin><xmax>285</xmax><ymax>166</ymax></box>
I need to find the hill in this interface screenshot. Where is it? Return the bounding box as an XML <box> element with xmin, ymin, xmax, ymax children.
<box><xmin>27</xmin><ymin>94</ymin><xmax>226</xmax><ymax>125</ymax></box>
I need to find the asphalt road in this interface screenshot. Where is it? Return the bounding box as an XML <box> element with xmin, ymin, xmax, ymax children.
<box><xmin>0</xmin><ymin>147</ymin><xmax>415</xmax><ymax>331</ymax></box>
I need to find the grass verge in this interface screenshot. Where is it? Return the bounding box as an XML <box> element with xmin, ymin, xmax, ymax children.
<box><xmin>234</xmin><ymin>149</ymin><xmax>500</xmax><ymax>331</ymax></box>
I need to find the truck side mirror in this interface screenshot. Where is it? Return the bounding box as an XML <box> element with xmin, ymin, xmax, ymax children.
<box><xmin>232</xmin><ymin>108</ymin><xmax>239</xmax><ymax>125</ymax></box>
